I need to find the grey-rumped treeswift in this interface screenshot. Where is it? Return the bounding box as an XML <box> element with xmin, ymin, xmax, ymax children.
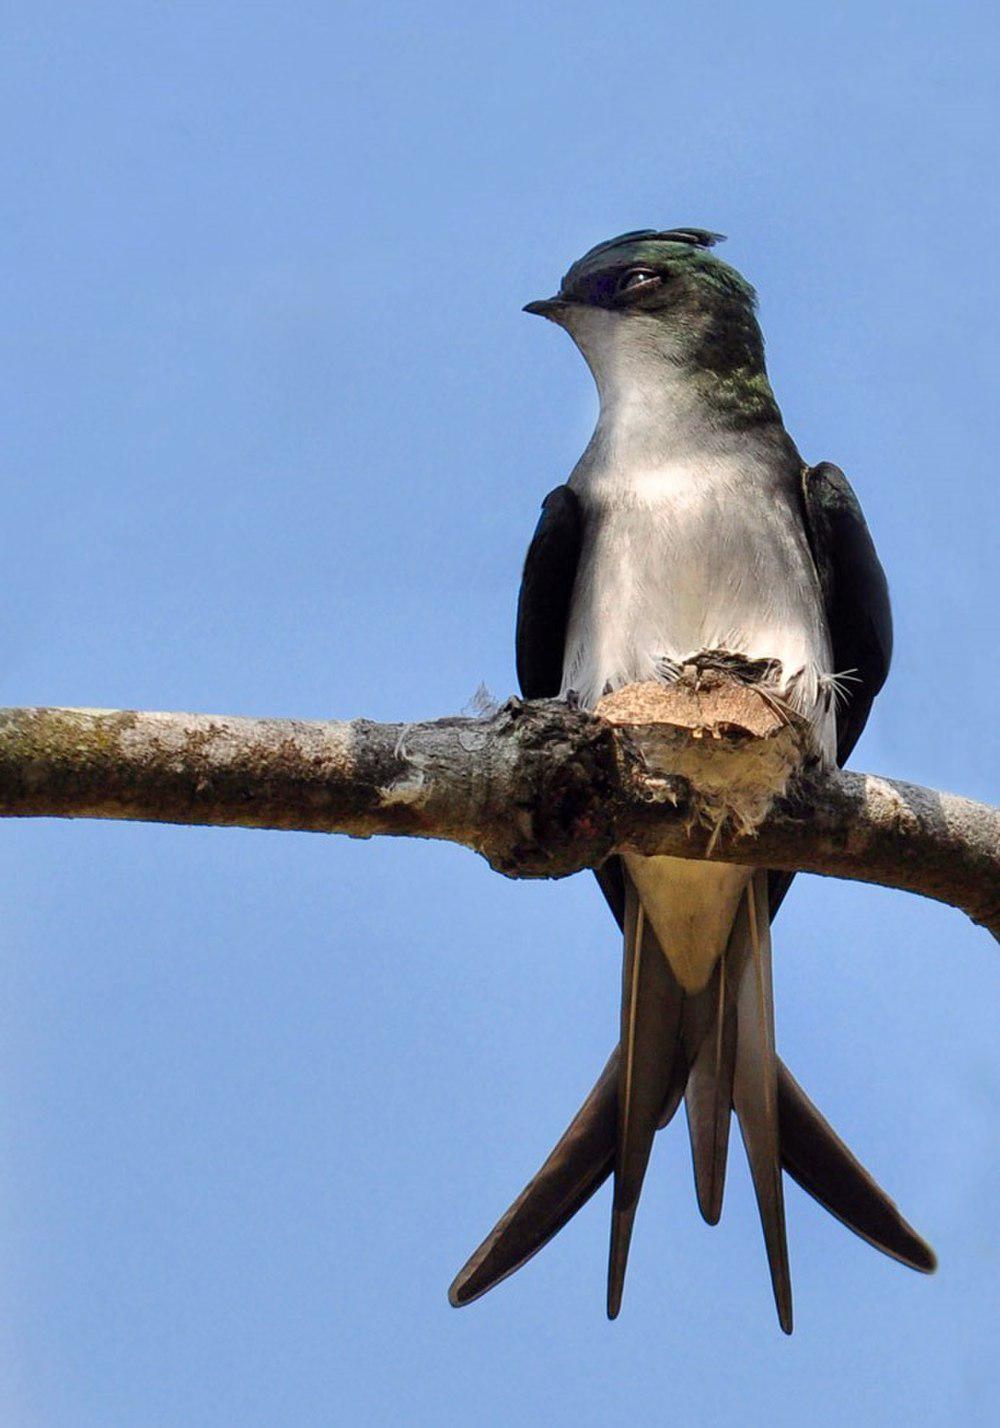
<box><xmin>448</xmin><ymin>228</ymin><xmax>935</xmax><ymax>1333</ymax></box>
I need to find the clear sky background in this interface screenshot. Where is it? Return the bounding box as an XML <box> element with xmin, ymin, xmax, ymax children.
<box><xmin>2</xmin><ymin>3</ymin><xmax>998</xmax><ymax>1424</ymax></box>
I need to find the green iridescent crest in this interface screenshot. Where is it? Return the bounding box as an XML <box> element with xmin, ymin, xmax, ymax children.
<box><xmin>559</xmin><ymin>227</ymin><xmax>756</xmax><ymax>309</ymax></box>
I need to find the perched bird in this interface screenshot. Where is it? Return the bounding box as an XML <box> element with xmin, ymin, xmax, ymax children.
<box><xmin>449</xmin><ymin>228</ymin><xmax>936</xmax><ymax>1332</ymax></box>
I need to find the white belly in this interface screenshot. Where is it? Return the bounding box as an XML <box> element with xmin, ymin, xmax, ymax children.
<box><xmin>564</xmin><ymin>454</ymin><xmax>834</xmax><ymax>990</ymax></box>
<box><xmin>562</xmin><ymin>458</ymin><xmax>833</xmax><ymax>719</ymax></box>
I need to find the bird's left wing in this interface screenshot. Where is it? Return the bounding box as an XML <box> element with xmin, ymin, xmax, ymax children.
<box><xmin>800</xmin><ymin>460</ymin><xmax>892</xmax><ymax>766</ymax></box>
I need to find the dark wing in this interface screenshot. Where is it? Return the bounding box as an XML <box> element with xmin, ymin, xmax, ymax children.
<box><xmin>515</xmin><ymin>485</ymin><xmax>584</xmax><ymax>699</ymax></box>
<box><xmin>769</xmin><ymin>461</ymin><xmax>893</xmax><ymax>917</ymax></box>
<box><xmin>801</xmin><ymin>461</ymin><xmax>893</xmax><ymax>766</ymax></box>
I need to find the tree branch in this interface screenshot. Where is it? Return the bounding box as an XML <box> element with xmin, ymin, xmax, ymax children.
<box><xmin>0</xmin><ymin>680</ymin><xmax>996</xmax><ymax>940</ymax></box>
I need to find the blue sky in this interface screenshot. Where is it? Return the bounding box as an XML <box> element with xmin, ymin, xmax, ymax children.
<box><xmin>2</xmin><ymin>2</ymin><xmax>998</xmax><ymax>1423</ymax></box>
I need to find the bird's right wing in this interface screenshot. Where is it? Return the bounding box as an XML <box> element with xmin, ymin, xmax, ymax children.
<box><xmin>515</xmin><ymin>484</ymin><xmax>584</xmax><ymax>700</ymax></box>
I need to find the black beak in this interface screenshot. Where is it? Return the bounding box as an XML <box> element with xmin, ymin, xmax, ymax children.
<box><xmin>523</xmin><ymin>296</ymin><xmax>568</xmax><ymax>320</ymax></box>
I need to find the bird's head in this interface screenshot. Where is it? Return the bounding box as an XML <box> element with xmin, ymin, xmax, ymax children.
<box><xmin>524</xmin><ymin>229</ymin><xmax>773</xmax><ymax>415</ymax></box>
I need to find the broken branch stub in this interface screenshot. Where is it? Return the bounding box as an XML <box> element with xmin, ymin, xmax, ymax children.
<box><xmin>596</xmin><ymin>674</ymin><xmax>814</xmax><ymax>842</ymax></box>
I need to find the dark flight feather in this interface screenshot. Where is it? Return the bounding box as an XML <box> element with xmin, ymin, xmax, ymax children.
<box><xmin>515</xmin><ymin>486</ymin><xmax>584</xmax><ymax>700</ymax></box>
<box><xmin>800</xmin><ymin>461</ymin><xmax>893</xmax><ymax>765</ymax></box>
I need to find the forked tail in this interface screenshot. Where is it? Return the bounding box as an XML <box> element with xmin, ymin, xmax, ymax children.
<box><xmin>449</xmin><ymin>872</ymin><xmax>934</xmax><ymax>1327</ymax></box>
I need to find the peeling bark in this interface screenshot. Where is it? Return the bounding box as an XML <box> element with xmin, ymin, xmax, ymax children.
<box><xmin>0</xmin><ymin>679</ymin><xmax>996</xmax><ymax>940</ymax></box>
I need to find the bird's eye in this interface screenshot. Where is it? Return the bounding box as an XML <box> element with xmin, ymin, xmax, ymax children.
<box><xmin>616</xmin><ymin>267</ymin><xmax>659</xmax><ymax>295</ymax></box>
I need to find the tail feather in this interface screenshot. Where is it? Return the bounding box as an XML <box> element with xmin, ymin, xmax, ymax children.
<box><xmin>778</xmin><ymin>1063</ymin><xmax>936</xmax><ymax>1273</ymax></box>
<box><xmin>448</xmin><ymin>1053</ymin><xmax>618</xmax><ymax>1307</ymax></box>
<box><xmin>447</xmin><ymin>1047</ymin><xmax>687</xmax><ymax>1308</ymax></box>
<box><xmin>731</xmin><ymin>871</ymin><xmax>793</xmax><ymax>1334</ymax></box>
<box><xmin>683</xmin><ymin>940</ymin><xmax>738</xmax><ymax>1226</ymax></box>
<box><xmin>450</xmin><ymin>874</ymin><xmax>935</xmax><ymax>1322</ymax></box>
<box><xmin>608</xmin><ymin>878</ymin><xmax>684</xmax><ymax>1318</ymax></box>
<box><xmin>449</xmin><ymin>1049</ymin><xmax>935</xmax><ymax>1312</ymax></box>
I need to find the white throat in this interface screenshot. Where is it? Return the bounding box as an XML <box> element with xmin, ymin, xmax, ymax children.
<box><xmin>562</xmin><ymin>306</ymin><xmax>719</xmax><ymax>465</ymax></box>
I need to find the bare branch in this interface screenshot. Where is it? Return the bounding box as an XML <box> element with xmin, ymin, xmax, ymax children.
<box><xmin>0</xmin><ymin>680</ymin><xmax>996</xmax><ymax>940</ymax></box>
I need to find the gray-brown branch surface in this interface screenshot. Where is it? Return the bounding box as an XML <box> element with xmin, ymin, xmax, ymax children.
<box><xmin>0</xmin><ymin>677</ymin><xmax>996</xmax><ymax>939</ymax></box>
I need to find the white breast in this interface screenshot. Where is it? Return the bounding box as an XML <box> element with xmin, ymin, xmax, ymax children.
<box><xmin>562</xmin><ymin>450</ymin><xmax>834</xmax><ymax>747</ymax></box>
